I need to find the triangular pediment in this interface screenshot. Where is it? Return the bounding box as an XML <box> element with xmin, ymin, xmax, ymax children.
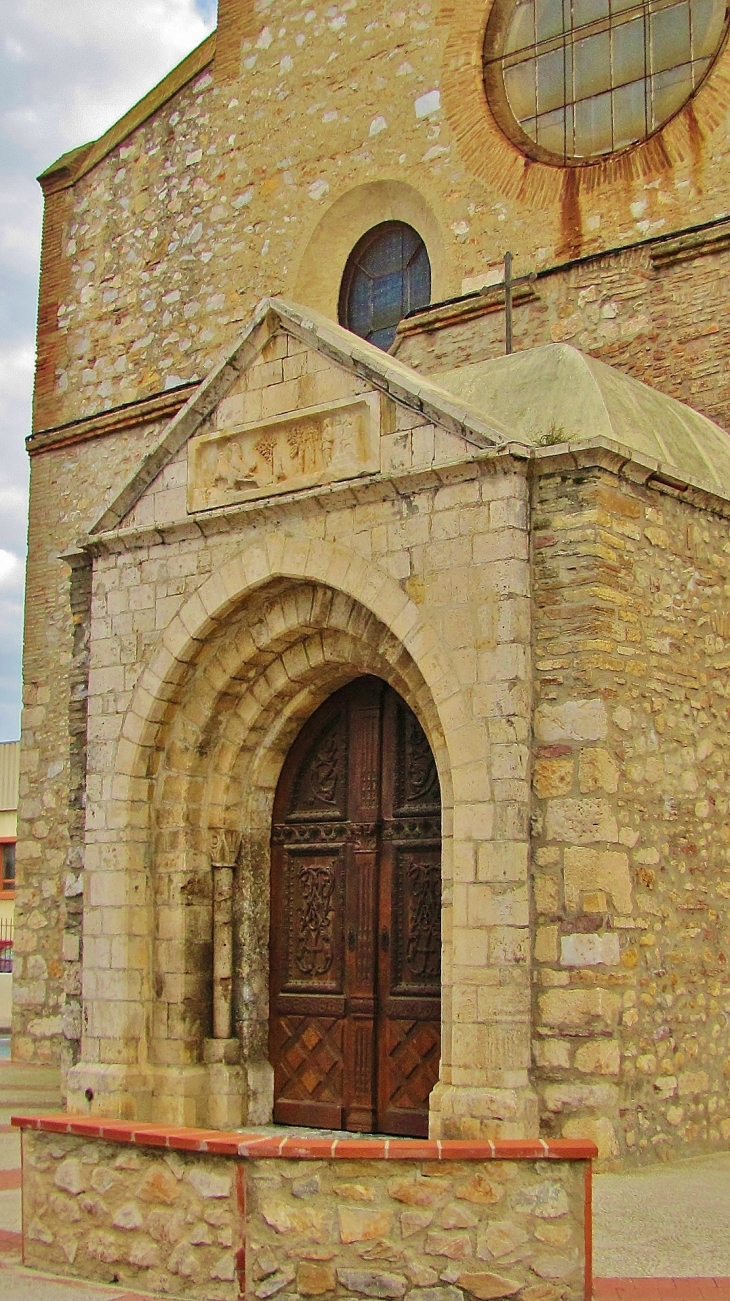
<box><xmin>89</xmin><ymin>298</ymin><xmax>509</xmax><ymax>538</ymax></box>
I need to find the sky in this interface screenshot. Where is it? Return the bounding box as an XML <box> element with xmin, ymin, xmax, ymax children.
<box><xmin>0</xmin><ymin>0</ymin><xmax>217</xmax><ymax>741</ymax></box>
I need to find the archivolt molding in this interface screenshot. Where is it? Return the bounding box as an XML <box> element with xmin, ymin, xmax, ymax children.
<box><xmin>110</xmin><ymin>533</ymin><xmax>461</xmax><ymax>820</ymax></box>
<box><xmin>288</xmin><ymin>179</ymin><xmax>455</xmax><ymax>318</ymax></box>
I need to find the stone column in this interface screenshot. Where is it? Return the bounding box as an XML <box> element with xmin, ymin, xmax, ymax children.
<box><xmin>204</xmin><ymin>828</ymin><xmax>247</xmax><ymax>1128</ymax></box>
<box><xmin>212</xmin><ymin>865</ymin><xmax>234</xmax><ymax>1041</ymax></box>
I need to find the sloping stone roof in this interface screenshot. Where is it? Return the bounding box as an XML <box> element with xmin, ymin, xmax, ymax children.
<box><xmin>89</xmin><ymin>297</ymin><xmax>511</xmax><ymax>536</ymax></box>
<box><xmin>435</xmin><ymin>343</ymin><xmax>730</xmax><ymax>496</ymax></box>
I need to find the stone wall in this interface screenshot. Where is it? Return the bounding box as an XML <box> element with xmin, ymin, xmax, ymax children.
<box><xmin>32</xmin><ymin>0</ymin><xmax>730</xmax><ymax>435</ymax></box>
<box><xmin>396</xmin><ymin>233</ymin><xmax>730</xmax><ymax>435</ymax></box>
<box><xmin>530</xmin><ymin>455</ymin><xmax>730</xmax><ymax>1164</ymax></box>
<box><xmin>18</xmin><ymin>1119</ymin><xmax>594</xmax><ymax>1301</ymax></box>
<box><xmin>13</xmin><ymin>416</ymin><xmax>172</xmax><ymax>1070</ymax></box>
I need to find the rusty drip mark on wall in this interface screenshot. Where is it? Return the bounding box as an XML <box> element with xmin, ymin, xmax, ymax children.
<box><xmin>559</xmin><ymin>168</ymin><xmax>583</xmax><ymax>262</ymax></box>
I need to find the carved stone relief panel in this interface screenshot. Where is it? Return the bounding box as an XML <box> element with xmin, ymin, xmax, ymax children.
<box><xmin>188</xmin><ymin>393</ymin><xmax>381</xmax><ymax>512</ymax></box>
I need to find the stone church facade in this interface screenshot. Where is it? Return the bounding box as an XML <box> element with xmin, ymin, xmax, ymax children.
<box><xmin>14</xmin><ymin>0</ymin><xmax>730</xmax><ymax>1170</ymax></box>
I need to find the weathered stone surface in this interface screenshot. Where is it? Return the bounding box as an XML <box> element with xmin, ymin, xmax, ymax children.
<box><xmin>408</xmin><ymin>1289</ymin><xmax>463</xmax><ymax>1301</ymax></box>
<box><xmin>54</xmin><ymin>1159</ymin><xmax>85</xmax><ymax>1196</ymax></box>
<box><xmin>476</xmin><ymin>1221</ymin><xmax>528</xmax><ymax>1260</ymax></box>
<box><xmin>440</xmin><ymin>1202</ymin><xmax>478</xmax><ymax>1230</ymax></box>
<box><xmin>531</xmin><ymin>1252</ymin><xmax>579</xmax><ymax>1281</ymax></box>
<box><xmin>210</xmin><ymin>1254</ymin><xmax>236</xmax><ymax>1282</ymax></box>
<box><xmin>186</xmin><ymin>1167</ymin><xmax>232</xmax><ymax>1199</ymax></box>
<box><xmin>543</xmin><ymin>1082</ymin><xmax>619</xmax><ymax>1114</ymax></box>
<box><xmin>254</xmin><ymin>1245</ymin><xmax>280</xmax><ymax>1279</ymax></box>
<box><xmin>28</xmin><ymin>1219</ymin><xmax>54</xmax><ymax>1245</ymax></box>
<box><xmin>400</xmin><ymin>1208</ymin><xmax>434</xmax><ymax>1238</ymax></box>
<box><xmin>455</xmin><ymin>1175</ymin><xmax>504</xmax><ymax>1205</ymax></box>
<box><xmin>336</xmin><ymin>1268</ymin><xmax>407</xmax><ymax>1298</ymax></box>
<box><xmin>90</xmin><ymin>1167</ymin><xmax>121</xmax><ymax>1194</ymax></box>
<box><xmin>546</xmin><ymin>798</ymin><xmax>618</xmax><ymax>845</ymax></box>
<box><xmin>256</xmin><ymin>1266</ymin><xmax>296</xmax><ymax>1298</ymax></box>
<box><xmin>112</xmin><ymin>1201</ymin><xmax>143</xmax><ymax>1230</ymax></box>
<box><xmin>539</xmin><ymin>987</ymin><xmax>620</xmax><ymax>1032</ymax></box>
<box><xmin>578</xmin><ymin>748</ymin><xmax>619</xmax><ymax>795</ymax></box>
<box><xmin>533</xmin><ymin>758</ymin><xmax>573</xmax><ymax>798</ymax></box>
<box><xmin>168</xmin><ymin>1242</ymin><xmax>201</xmax><ymax>1279</ymax></box>
<box><xmin>520</xmin><ymin>1286</ymin><xmax>565</xmax><ymax>1301</ymax></box>
<box><xmin>405</xmin><ymin>1263</ymin><xmax>440</xmax><ymax>1286</ymax></box>
<box><xmin>560</xmin><ymin>932</ymin><xmax>620</xmax><ymax>967</ymax></box>
<box><xmin>457</xmin><ymin>1273</ymin><xmax>522</xmax><ymax>1300</ymax></box>
<box><xmin>563</xmin><ymin>847</ymin><xmax>632</xmax><ymax>913</ymax></box>
<box><xmin>388</xmin><ymin>1176</ymin><xmax>450</xmax><ymax>1206</ymax></box>
<box><xmin>573</xmin><ymin>1040</ymin><xmax>620</xmax><ymax>1075</ymax></box>
<box><xmin>87</xmin><ymin>1230</ymin><xmax>124</xmax><ymax>1263</ymax></box>
<box><xmin>297</xmin><ymin>1261</ymin><xmax>337</xmax><ymax>1295</ymax></box>
<box><xmin>333</xmin><ymin>1183</ymin><xmax>375</xmax><ymax>1202</ymax></box>
<box><xmin>129</xmin><ymin>1238</ymin><xmax>161</xmax><ymax>1268</ymax></box>
<box><xmin>292</xmin><ymin>1174</ymin><xmax>321</xmax><ymax>1199</ymax></box>
<box><xmin>424</xmin><ymin>1230</ymin><xmax>473</xmax><ymax>1259</ymax></box>
<box><xmin>511</xmin><ymin>1181</ymin><xmax>569</xmax><ymax>1219</ymax></box>
<box><xmin>563</xmin><ymin>1116</ymin><xmax>619</xmax><ymax>1159</ymax></box>
<box><xmin>534</xmin><ymin>700</ymin><xmax>608</xmax><ymax>744</ymax></box>
<box><xmin>137</xmin><ymin>1163</ymin><xmax>180</xmax><ymax>1205</ymax></box>
<box><xmin>263</xmin><ymin>1199</ymin><xmax>327</xmax><ymax>1236</ymax></box>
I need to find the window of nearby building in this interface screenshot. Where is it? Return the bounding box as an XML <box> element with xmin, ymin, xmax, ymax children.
<box><xmin>483</xmin><ymin>0</ymin><xmax>730</xmax><ymax>166</ymax></box>
<box><xmin>1</xmin><ymin>842</ymin><xmax>15</xmax><ymax>894</ymax></box>
<box><xmin>339</xmin><ymin>222</ymin><xmax>431</xmax><ymax>351</ymax></box>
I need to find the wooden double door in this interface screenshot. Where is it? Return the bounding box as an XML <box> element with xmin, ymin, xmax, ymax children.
<box><xmin>269</xmin><ymin>677</ymin><xmax>441</xmax><ymax>1137</ymax></box>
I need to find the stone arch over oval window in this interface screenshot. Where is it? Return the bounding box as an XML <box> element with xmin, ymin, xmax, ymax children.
<box><xmin>288</xmin><ymin>180</ymin><xmax>453</xmax><ymax>323</ymax></box>
<box><xmin>339</xmin><ymin>221</ymin><xmax>432</xmax><ymax>351</ymax></box>
<box><xmin>144</xmin><ymin>578</ymin><xmax>452</xmax><ymax>1129</ymax></box>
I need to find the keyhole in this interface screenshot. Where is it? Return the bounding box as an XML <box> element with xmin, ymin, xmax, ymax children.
<box><xmin>381</xmin><ymin>930</ymin><xmax>390</xmax><ymax>953</ymax></box>
<box><xmin>347</xmin><ymin>929</ymin><xmax>356</xmax><ymax>951</ymax></box>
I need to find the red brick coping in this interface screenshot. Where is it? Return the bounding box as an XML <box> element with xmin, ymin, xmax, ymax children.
<box><xmin>11</xmin><ymin>1113</ymin><xmax>597</xmax><ymax>1161</ymax></box>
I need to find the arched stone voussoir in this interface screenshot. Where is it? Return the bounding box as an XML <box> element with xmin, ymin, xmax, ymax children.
<box><xmin>118</xmin><ymin>533</ymin><xmax>458</xmax><ymax>780</ymax></box>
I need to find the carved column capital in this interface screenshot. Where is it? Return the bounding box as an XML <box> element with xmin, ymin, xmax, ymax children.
<box><xmin>209</xmin><ymin>828</ymin><xmax>242</xmax><ymax>869</ymax></box>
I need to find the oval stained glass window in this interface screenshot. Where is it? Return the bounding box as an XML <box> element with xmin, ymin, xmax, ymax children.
<box><xmin>483</xmin><ymin>0</ymin><xmax>730</xmax><ymax>165</ymax></box>
<box><xmin>339</xmin><ymin>222</ymin><xmax>431</xmax><ymax>351</ymax></box>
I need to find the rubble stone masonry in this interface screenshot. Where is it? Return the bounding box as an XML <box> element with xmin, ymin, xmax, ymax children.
<box><xmin>18</xmin><ymin>1119</ymin><xmax>593</xmax><ymax>1301</ymax></box>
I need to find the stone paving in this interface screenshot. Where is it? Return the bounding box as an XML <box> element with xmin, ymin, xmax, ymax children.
<box><xmin>593</xmin><ymin>1151</ymin><xmax>730</xmax><ymax>1277</ymax></box>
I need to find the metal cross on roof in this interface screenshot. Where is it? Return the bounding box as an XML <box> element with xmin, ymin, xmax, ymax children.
<box><xmin>502</xmin><ymin>252</ymin><xmax>536</xmax><ymax>355</ymax></box>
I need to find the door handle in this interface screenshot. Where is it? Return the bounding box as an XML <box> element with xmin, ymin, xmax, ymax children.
<box><xmin>347</xmin><ymin>929</ymin><xmax>356</xmax><ymax>951</ymax></box>
<box><xmin>380</xmin><ymin>930</ymin><xmax>390</xmax><ymax>953</ymax></box>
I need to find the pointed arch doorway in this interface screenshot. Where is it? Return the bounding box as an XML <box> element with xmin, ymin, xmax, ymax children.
<box><xmin>269</xmin><ymin>676</ymin><xmax>442</xmax><ymax>1137</ymax></box>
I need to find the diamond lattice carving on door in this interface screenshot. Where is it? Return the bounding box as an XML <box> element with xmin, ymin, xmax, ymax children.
<box><xmin>269</xmin><ymin>677</ymin><xmax>441</xmax><ymax>1136</ymax></box>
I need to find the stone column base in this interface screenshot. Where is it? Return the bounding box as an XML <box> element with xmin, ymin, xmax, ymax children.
<box><xmin>66</xmin><ymin>1063</ymin><xmax>154</xmax><ymax>1121</ymax></box>
<box><xmin>65</xmin><ymin>1057</ymin><xmax>272</xmax><ymax>1130</ymax></box>
<box><xmin>203</xmin><ymin>1037</ymin><xmax>241</xmax><ymax>1065</ymax></box>
<box><xmin>428</xmin><ymin>1081</ymin><xmax>539</xmax><ymax>1140</ymax></box>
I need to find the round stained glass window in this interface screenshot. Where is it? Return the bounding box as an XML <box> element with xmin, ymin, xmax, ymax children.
<box><xmin>483</xmin><ymin>0</ymin><xmax>730</xmax><ymax>165</ymax></box>
<box><xmin>339</xmin><ymin>222</ymin><xmax>431</xmax><ymax>351</ymax></box>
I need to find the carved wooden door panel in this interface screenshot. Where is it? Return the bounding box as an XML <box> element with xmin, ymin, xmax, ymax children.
<box><xmin>270</xmin><ymin>677</ymin><xmax>441</xmax><ymax>1136</ymax></box>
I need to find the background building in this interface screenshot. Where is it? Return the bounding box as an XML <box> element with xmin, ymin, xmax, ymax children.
<box><xmin>0</xmin><ymin>740</ymin><xmax>18</xmax><ymax>1038</ymax></box>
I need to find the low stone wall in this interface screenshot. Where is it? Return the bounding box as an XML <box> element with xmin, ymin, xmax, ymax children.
<box><xmin>14</xmin><ymin>1117</ymin><xmax>595</xmax><ymax>1301</ymax></box>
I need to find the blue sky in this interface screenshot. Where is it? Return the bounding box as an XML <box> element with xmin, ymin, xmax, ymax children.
<box><xmin>0</xmin><ymin>1</ymin><xmax>216</xmax><ymax>740</ymax></box>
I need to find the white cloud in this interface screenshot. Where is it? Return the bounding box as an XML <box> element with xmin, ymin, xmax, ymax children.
<box><xmin>0</xmin><ymin>549</ymin><xmax>23</xmax><ymax>590</ymax></box>
<box><xmin>0</xmin><ymin>341</ymin><xmax>34</xmax><ymax>404</ymax></box>
<box><xmin>2</xmin><ymin>1</ymin><xmax>214</xmax><ymax>157</ymax></box>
